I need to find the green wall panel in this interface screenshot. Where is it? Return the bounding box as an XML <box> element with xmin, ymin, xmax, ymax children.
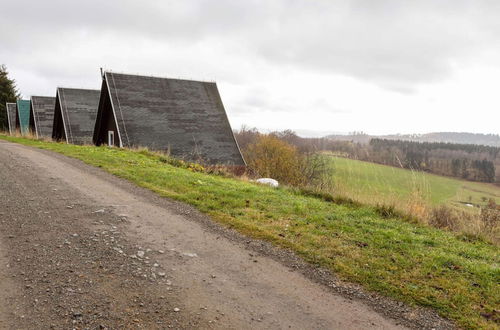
<box><xmin>17</xmin><ymin>100</ymin><xmax>31</xmax><ymax>135</ymax></box>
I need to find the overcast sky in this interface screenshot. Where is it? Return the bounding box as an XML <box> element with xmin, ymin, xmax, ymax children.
<box><xmin>1</xmin><ymin>0</ymin><xmax>499</xmax><ymax>136</ymax></box>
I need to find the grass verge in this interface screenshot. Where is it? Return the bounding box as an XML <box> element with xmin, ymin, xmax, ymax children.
<box><xmin>2</xmin><ymin>135</ymin><xmax>499</xmax><ymax>329</ymax></box>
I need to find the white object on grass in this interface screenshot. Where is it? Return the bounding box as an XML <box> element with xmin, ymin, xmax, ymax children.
<box><xmin>255</xmin><ymin>178</ymin><xmax>279</xmax><ymax>188</ymax></box>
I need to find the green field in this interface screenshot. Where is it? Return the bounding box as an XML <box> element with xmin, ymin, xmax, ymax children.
<box><xmin>1</xmin><ymin>136</ymin><xmax>499</xmax><ymax>329</ymax></box>
<box><xmin>329</xmin><ymin>156</ymin><xmax>500</xmax><ymax>210</ymax></box>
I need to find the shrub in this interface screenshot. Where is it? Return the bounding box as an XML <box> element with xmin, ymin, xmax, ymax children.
<box><xmin>243</xmin><ymin>135</ymin><xmax>304</xmax><ymax>186</ymax></box>
<box><xmin>242</xmin><ymin>134</ymin><xmax>336</xmax><ymax>191</ymax></box>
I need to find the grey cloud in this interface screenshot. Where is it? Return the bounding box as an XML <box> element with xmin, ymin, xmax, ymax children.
<box><xmin>251</xmin><ymin>1</ymin><xmax>500</xmax><ymax>88</ymax></box>
<box><xmin>1</xmin><ymin>0</ymin><xmax>500</xmax><ymax>93</ymax></box>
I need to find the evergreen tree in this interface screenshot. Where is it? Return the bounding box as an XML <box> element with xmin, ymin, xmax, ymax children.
<box><xmin>0</xmin><ymin>65</ymin><xmax>21</xmax><ymax>131</ymax></box>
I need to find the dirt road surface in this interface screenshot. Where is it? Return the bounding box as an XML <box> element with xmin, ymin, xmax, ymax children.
<box><xmin>0</xmin><ymin>140</ymin><xmax>453</xmax><ymax>329</ymax></box>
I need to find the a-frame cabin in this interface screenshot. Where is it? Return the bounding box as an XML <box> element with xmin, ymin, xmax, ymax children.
<box><xmin>5</xmin><ymin>103</ymin><xmax>17</xmax><ymax>134</ymax></box>
<box><xmin>29</xmin><ymin>96</ymin><xmax>56</xmax><ymax>138</ymax></box>
<box><xmin>15</xmin><ymin>100</ymin><xmax>31</xmax><ymax>135</ymax></box>
<box><xmin>93</xmin><ymin>71</ymin><xmax>245</xmax><ymax>165</ymax></box>
<box><xmin>52</xmin><ymin>88</ymin><xmax>100</xmax><ymax>145</ymax></box>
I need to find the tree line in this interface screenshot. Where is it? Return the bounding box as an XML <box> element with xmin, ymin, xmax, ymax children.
<box><xmin>368</xmin><ymin>139</ymin><xmax>498</xmax><ymax>182</ymax></box>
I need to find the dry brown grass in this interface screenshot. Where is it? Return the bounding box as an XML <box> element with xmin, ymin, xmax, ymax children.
<box><xmin>406</xmin><ymin>190</ymin><xmax>430</xmax><ymax>221</ymax></box>
<box><xmin>429</xmin><ymin>205</ymin><xmax>466</xmax><ymax>231</ymax></box>
<box><xmin>480</xmin><ymin>200</ymin><xmax>500</xmax><ymax>243</ymax></box>
<box><xmin>427</xmin><ymin>202</ymin><xmax>499</xmax><ymax>244</ymax></box>
<box><xmin>8</xmin><ymin>129</ymin><xmax>38</xmax><ymax>139</ymax></box>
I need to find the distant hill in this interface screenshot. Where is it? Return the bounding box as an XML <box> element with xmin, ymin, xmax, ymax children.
<box><xmin>326</xmin><ymin>132</ymin><xmax>500</xmax><ymax>147</ymax></box>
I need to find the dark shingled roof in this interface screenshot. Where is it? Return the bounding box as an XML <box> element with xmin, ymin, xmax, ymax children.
<box><xmin>52</xmin><ymin>88</ymin><xmax>100</xmax><ymax>145</ymax></box>
<box><xmin>30</xmin><ymin>96</ymin><xmax>56</xmax><ymax>138</ymax></box>
<box><xmin>93</xmin><ymin>71</ymin><xmax>245</xmax><ymax>165</ymax></box>
<box><xmin>6</xmin><ymin>103</ymin><xmax>17</xmax><ymax>134</ymax></box>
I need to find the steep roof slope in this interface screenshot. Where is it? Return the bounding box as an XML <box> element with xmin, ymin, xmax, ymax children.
<box><xmin>53</xmin><ymin>88</ymin><xmax>100</xmax><ymax>145</ymax></box>
<box><xmin>30</xmin><ymin>96</ymin><xmax>56</xmax><ymax>138</ymax></box>
<box><xmin>16</xmin><ymin>100</ymin><xmax>31</xmax><ymax>135</ymax></box>
<box><xmin>6</xmin><ymin>103</ymin><xmax>17</xmax><ymax>134</ymax></box>
<box><xmin>93</xmin><ymin>72</ymin><xmax>245</xmax><ymax>165</ymax></box>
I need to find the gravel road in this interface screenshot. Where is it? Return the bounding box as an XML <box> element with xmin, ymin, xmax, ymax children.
<box><xmin>0</xmin><ymin>140</ymin><xmax>453</xmax><ymax>329</ymax></box>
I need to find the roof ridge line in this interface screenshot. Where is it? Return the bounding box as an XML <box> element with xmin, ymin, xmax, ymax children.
<box><xmin>56</xmin><ymin>87</ymin><xmax>100</xmax><ymax>92</ymax></box>
<box><xmin>104</xmin><ymin>70</ymin><xmax>217</xmax><ymax>84</ymax></box>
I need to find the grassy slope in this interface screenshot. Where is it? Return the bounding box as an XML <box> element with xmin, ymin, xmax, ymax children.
<box><xmin>2</xmin><ymin>136</ymin><xmax>499</xmax><ymax>329</ymax></box>
<box><xmin>330</xmin><ymin>156</ymin><xmax>500</xmax><ymax>209</ymax></box>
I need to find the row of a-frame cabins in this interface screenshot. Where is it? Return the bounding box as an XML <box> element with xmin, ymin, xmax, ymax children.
<box><xmin>5</xmin><ymin>71</ymin><xmax>246</xmax><ymax>166</ymax></box>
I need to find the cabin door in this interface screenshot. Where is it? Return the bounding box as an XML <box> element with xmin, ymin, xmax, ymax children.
<box><xmin>108</xmin><ymin>131</ymin><xmax>115</xmax><ymax>147</ymax></box>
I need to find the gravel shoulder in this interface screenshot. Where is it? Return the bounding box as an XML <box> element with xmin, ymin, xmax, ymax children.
<box><xmin>0</xmin><ymin>140</ymin><xmax>454</xmax><ymax>329</ymax></box>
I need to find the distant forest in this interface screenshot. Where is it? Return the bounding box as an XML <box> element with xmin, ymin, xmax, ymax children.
<box><xmin>235</xmin><ymin>128</ymin><xmax>500</xmax><ymax>184</ymax></box>
<box><xmin>367</xmin><ymin>139</ymin><xmax>498</xmax><ymax>183</ymax></box>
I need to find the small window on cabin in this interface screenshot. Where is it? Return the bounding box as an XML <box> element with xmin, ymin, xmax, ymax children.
<box><xmin>108</xmin><ymin>131</ymin><xmax>114</xmax><ymax>147</ymax></box>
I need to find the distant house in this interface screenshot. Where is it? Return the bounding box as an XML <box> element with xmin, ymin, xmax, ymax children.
<box><xmin>93</xmin><ymin>72</ymin><xmax>245</xmax><ymax>165</ymax></box>
<box><xmin>5</xmin><ymin>103</ymin><xmax>17</xmax><ymax>134</ymax></box>
<box><xmin>52</xmin><ymin>88</ymin><xmax>100</xmax><ymax>145</ymax></box>
<box><xmin>29</xmin><ymin>96</ymin><xmax>56</xmax><ymax>138</ymax></box>
<box><xmin>15</xmin><ymin>100</ymin><xmax>31</xmax><ymax>135</ymax></box>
